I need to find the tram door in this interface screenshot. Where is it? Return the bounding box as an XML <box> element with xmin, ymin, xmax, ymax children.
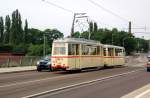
<box><xmin>69</xmin><ymin>44</ymin><xmax>80</xmax><ymax>69</ymax></box>
<box><xmin>75</xmin><ymin>44</ymin><xmax>80</xmax><ymax>69</ymax></box>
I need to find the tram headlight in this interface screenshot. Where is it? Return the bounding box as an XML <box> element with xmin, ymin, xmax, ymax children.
<box><xmin>37</xmin><ymin>61</ymin><xmax>40</xmax><ymax>65</ymax></box>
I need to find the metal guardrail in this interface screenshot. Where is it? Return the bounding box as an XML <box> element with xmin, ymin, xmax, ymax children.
<box><xmin>0</xmin><ymin>56</ymin><xmax>42</xmax><ymax>68</ymax></box>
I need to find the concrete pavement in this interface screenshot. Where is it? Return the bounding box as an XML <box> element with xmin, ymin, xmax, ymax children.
<box><xmin>122</xmin><ymin>83</ymin><xmax>150</xmax><ymax>98</ymax></box>
<box><xmin>0</xmin><ymin>66</ymin><xmax>36</xmax><ymax>73</ymax></box>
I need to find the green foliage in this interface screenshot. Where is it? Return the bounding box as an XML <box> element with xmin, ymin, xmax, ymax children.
<box><xmin>27</xmin><ymin>44</ymin><xmax>51</xmax><ymax>56</ymax></box>
<box><xmin>72</xmin><ymin>31</ymin><xmax>80</xmax><ymax>38</ymax></box>
<box><xmin>12</xmin><ymin>44</ymin><xmax>27</xmax><ymax>54</ymax></box>
<box><xmin>0</xmin><ymin>16</ymin><xmax>4</xmax><ymax>44</ymax></box>
<box><xmin>135</xmin><ymin>38</ymin><xmax>149</xmax><ymax>53</ymax></box>
<box><xmin>0</xmin><ymin>44</ymin><xmax>13</xmax><ymax>52</ymax></box>
<box><xmin>44</xmin><ymin>29</ymin><xmax>64</xmax><ymax>46</ymax></box>
<box><xmin>89</xmin><ymin>22</ymin><xmax>93</xmax><ymax>33</ymax></box>
<box><xmin>0</xmin><ymin>9</ymin><xmax>64</xmax><ymax>56</ymax></box>
<box><xmin>27</xmin><ymin>28</ymin><xmax>43</xmax><ymax>44</ymax></box>
<box><xmin>11</xmin><ymin>9</ymin><xmax>23</xmax><ymax>45</ymax></box>
<box><xmin>81</xmin><ymin>31</ymin><xmax>89</xmax><ymax>39</ymax></box>
<box><xmin>4</xmin><ymin>15</ymin><xmax>11</xmax><ymax>44</ymax></box>
<box><xmin>124</xmin><ymin>38</ymin><xmax>136</xmax><ymax>54</ymax></box>
<box><xmin>0</xmin><ymin>9</ymin><xmax>148</xmax><ymax>56</ymax></box>
<box><xmin>80</xmin><ymin>28</ymin><xmax>149</xmax><ymax>54</ymax></box>
<box><xmin>27</xmin><ymin>44</ymin><xmax>43</xmax><ymax>56</ymax></box>
<box><xmin>24</xmin><ymin>19</ymin><xmax>28</xmax><ymax>43</ymax></box>
<box><xmin>93</xmin><ymin>22</ymin><xmax>98</xmax><ymax>33</ymax></box>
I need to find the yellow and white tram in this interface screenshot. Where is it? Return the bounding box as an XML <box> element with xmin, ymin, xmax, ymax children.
<box><xmin>103</xmin><ymin>45</ymin><xmax>125</xmax><ymax>67</ymax></box>
<box><xmin>51</xmin><ymin>38</ymin><xmax>125</xmax><ymax>71</ymax></box>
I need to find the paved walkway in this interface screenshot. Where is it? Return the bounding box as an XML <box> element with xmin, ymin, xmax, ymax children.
<box><xmin>122</xmin><ymin>83</ymin><xmax>150</xmax><ymax>98</ymax></box>
<box><xmin>0</xmin><ymin>66</ymin><xmax>36</xmax><ymax>73</ymax></box>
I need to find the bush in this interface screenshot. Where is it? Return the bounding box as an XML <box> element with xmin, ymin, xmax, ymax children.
<box><xmin>0</xmin><ymin>44</ymin><xmax>13</xmax><ymax>53</ymax></box>
<box><xmin>27</xmin><ymin>44</ymin><xmax>51</xmax><ymax>56</ymax></box>
<box><xmin>12</xmin><ymin>44</ymin><xmax>27</xmax><ymax>55</ymax></box>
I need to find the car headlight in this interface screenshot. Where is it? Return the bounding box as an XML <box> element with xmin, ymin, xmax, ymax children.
<box><xmin>47</xmin><ymin>62</ymin><xmax>51</xmax><ymax>65</ymax></box>
<box><xmin>37</xmin><ymin>61</ymin><xmax>40</xmax><ymax>65</ymax></box>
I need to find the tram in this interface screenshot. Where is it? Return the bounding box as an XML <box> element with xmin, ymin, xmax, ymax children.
<box><xmin>103</xmin><ymin>45</ymin><xmax>125</xmax><ymax>67</ymax></box>
<box><xmin>51</xmin><ymin>38</ymin><xmax>125</xmax><ymax>71</ymax></box>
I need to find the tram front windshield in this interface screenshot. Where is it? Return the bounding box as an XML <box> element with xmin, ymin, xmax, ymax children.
<box><xmin>53</xmin><ymin>43</ymin><xmax>66</xmax><ymax>55</ymax></box>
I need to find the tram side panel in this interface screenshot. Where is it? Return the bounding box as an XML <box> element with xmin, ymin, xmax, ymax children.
<box><xmin>80</xmin><ymin>45</ymin><xmax>104</xmax><ymax>69</ymax></box>
<box><xmin>103</xmin><ymin>48</ymin><xmax>114</xmax><ymax>66</ymax></box>
<box><xmin>103</xmin><ymin>47</ymin><xmax>125</xmax><ymax>66</ymax></box>
<box><xmin>80</xmin><ymin>45</ymin><xmax>92</xmax><ymax>69</ymax></box>
<box><xmin>114</xmin><ymin>48</ymin><xmax>125</xmax><ymax>65</ymax></box>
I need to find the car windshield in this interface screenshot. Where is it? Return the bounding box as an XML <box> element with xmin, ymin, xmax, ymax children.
<box><xmin>43</xmin><ymin>56</ymin><xmax>51</xmax><ymax>61</ymax></box>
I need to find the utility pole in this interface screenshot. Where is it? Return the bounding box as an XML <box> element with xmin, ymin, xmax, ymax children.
<box><xmin>87</xmin><ymin>19</ymin><xmax>91</xmax><ymax>40</ymax></box>
<box><xmin>129</xmin><ymin>21</ymin><xmax>131</xmax><ymax>33</ymax></box>
<box><xmin>43</xmin><ymin>33</ymin><xmax>46</xmax><ymax>56</ymax></box>
<box><xmin>71</xmin><ymin>14</ymin><xmax>76</xmax><ymax>37</ymax></box>
<box><xmin>70</xmin><ymin>13</ymin><xmax>87</xmax><ymax>37</ymax></box>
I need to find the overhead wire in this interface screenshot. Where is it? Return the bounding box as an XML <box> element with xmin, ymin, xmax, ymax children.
<box><xmin>87</xmin><ymin>0</ymin><xmax>129</xmax><ymax>22</ymax></box>
<box><xmin>42</xmin><ymin>0</ymin><xmax>74</xmax><ymax>14</ymax></box>
<box><xmin>42</xmin><ymin>0</ymin><xmax>128</xmax><ymax>32</ymax></box>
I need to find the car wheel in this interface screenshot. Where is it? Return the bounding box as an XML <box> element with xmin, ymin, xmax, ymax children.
<box><xmin>37</xmin><ymin>68</ymin><xmax>42</xmax><ymax>72</ymax></box>
<box><xmin>147</xmin><ymin>67</ymin><xmax>150</xmax><ymax>72</ymax></box>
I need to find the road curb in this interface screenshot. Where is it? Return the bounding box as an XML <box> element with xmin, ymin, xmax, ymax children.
<box><xmin>0</xmin><ymin>66</ymin><xmax>36</xmax><ymax>74</ymax></box>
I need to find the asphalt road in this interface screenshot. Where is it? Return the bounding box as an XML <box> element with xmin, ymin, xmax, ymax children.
<box><xmin>0</xmin><ymin>67</ymin><xmax>147</xmax><ymax>98</ymax></box>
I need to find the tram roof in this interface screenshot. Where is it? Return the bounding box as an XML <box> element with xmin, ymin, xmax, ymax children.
<box><xmin>104</xmin><ymin>45</ymin><xmax>124</xmax><ymax>49</ymax></box>
<box><xmin>53</xmin><ymin>38</ymin><xmax>102</xmax><ymax>45</ymax></box>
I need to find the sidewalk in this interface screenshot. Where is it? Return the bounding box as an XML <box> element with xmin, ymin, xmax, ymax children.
<box><xmin>0</xmin><ymin>66</ymin><xmax>36</xmax><ymax>74</ymax></box>
<box><xmin>121</xmin><ymin>83</ymin><xmax>150</xmax><ymax>98</ymax></box>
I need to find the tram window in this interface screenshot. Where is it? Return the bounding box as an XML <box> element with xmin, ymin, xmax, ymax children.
<box><xmin>101</xmin><ymin>47</ymin><xmax>103</xmax><ymax>56</ymax></box>
<box><xmin>68</xmin><ymin>44</ymin><xmax>79</xmax><ymax>55</ymax></box>
<box><xmin>115</xmin><ymin>49</ymin><xmax>119</xmax><ymax>56</ymax></box>
<box><xmin>90</xmin><ymin>47</ymin><xmax>97</xmax><ymax>55</ymax></box>
<box><xmin>97</xmin><ymin>46</ymin><xmax>101</xmax><ymax>55</ymax></box>
<box><xmin>103</xmin><ymin>48</ymin><xmax>107</xmax><ymax>56</ymax></box>
<box><xmin>123</xmin><ymin>49</ymin><xmax>125</xmax><ymax>56</ymax></box>
<box><xmin>68</xmin><ymin>44</ymin><xmax>76</xmax><ymax>55</ymax></box>
<box><xmin>108</xmin><ymin>48</ymin><xmax>114</xmax><ymax>56</ymax></box>
<box><xmin>115</xmin><ymin>49</ymin><xmax>123</xmax><ymax>56</ymax></box>
<box><xmin>82</xmin><ymin>45</ymin><xmax>89</xmax><ymax>55</ymax></box>
<box><xmin>76</xmin><ymin>44</ymin><xmax>79</xmax><ymax>55</ymax></box>
<box><xmin>53</xmin><ymin>47</ymin><xmax>66</xmax><ymax>55</ymax></box>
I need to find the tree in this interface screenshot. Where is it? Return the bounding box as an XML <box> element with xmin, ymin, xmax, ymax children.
<box><xmin>0</xmin><ymin>17</ymin><xmax>4</xmax><ymax>44</ymax></box>
<box><xmin>24</xmin><ymin>19</ymin><xmax>28</xmax><ymax>43</ymax></box>
<box><xmin>44</xmin><ymin>29</ymin><xmax>64</xmax><ymax>46</ymax></box>
<box><xmin>27</xmin><ymin>28</ymin><xmax>43</xmax><ymax>44</ymax></box>
<box><xmin>72</xmin><ymin>31</ymin><xmax>80</xmax><ymax>38</ymax></box>
<box><xmin>89</xmin><ymin>22</ymin><xmax>93</xmax><ymax>39</ymax></box>
<box><xmin>124</xmin><ymin>38</ymin><xmax>136</xmax><ymax>54</ymax></box>
<box><xmin>4</xmin><ymin>15</ymin><xmax>11</xmax><ymax>44</ymax></box>
<box><xmin>93</xmin><ymin>22</ymin><xmax>98</xmax><ymax>33</ymax></box>
<box><xmin>89</xmin><ymin>22</ymin><xmax>93</xmax><ymax>33</ymax></box>
<box><xmin>27</xmin><ymin>44</ymin><xmax>43</xmax><ymax>56</ymax></box>
<box><xmin>81</xmin><ymin>31</ymin><xmax>89</xmax><ymax>39</ymax></box>
<box><xmin>10</xmin><ymin>9</ymin><xmax>23</xmax><ymax>44</ymax></box>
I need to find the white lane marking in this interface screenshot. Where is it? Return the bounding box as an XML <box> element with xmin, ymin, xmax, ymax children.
<box><xmin>22</xmin><ymin>69</ymin><xmax>142</xmax><ymax>98</ymax></box>
<box><xmin>135</xmin><ymin>89</ymin><xmax>150</xmax><ymax>98</ymax></box>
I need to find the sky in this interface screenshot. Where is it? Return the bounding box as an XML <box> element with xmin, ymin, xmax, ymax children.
<box><xmin>0</xmin><ymin>0</ymin><xmax>150</xmax><ymax>39</ymax></box>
